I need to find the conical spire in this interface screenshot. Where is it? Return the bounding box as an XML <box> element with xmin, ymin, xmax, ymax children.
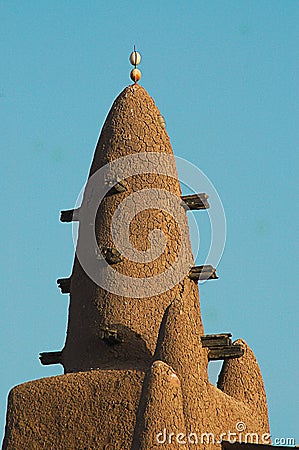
<box><xmin>131</xmin><ymin>360</ymin><xmax>189</xmax><ymax>449</ymax></box>
<box><xmin>61</xmin><ymin>83</ymin><xmax>199</xmax><ymax>372</ymax></box>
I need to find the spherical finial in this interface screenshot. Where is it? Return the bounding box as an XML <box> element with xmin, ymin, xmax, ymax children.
<box><xmin>129</xmin><ymin>46</ymin><xmax>142</xmax><ymax>83</ymax></box>
<box><xmin>130</xmin><ymin>68</ymin><xmax>141</xmax><ymax>83</ymax></box>
<box><xmin>129</xmin><ymin>50</ymin><xmax>141</xmax><ymax>66</ymax></box>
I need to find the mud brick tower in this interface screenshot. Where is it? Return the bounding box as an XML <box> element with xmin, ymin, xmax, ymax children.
<box><xmin>2</xmin><ymin>50</ymin><xmax>270</xmax><ymax>449</ymax></box>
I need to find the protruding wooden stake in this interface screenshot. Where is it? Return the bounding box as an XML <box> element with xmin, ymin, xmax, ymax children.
<box><xmin>98</xmin><ymin>247</ymin><xmax>123</xmax><ymax>265</ymax></box>
<box><xmin>189</xmin><ymin>265</ymin><xmax>218</xmax><ymax>281</ymax></box>
<box><xmin>208</xmin><ymin>344</ymin><xmax>244</xmax><ymax>360</ymax></box>
<box><xmin>60</xmin><ymin>208</ymin><xmax>80</xmax><ymax>222</ymax></box>
<box><xmin>60</xmin><ymin>182</ymin><xmax>127</xmax><ymax>223</ymax></box>
<box><xmin>201</xmin><ymin>334</ymin><xmax>244</xmax><ymax>360</ymax></box>
<box><xmin>99</xmin><ymin>328</ymin><xmax>123</xmax><ymax>346</ymax></box>
<box><xmin>57</xmin><ymin>278</ymin><xmax>71</xmax><ymax>293</ymax></box>
<box><xmin>181</xmin><ymin>193</ymin><xmax>210</xmax><ymax>210</ymax></box>
<box><xmin>201</xmin><ymin>333</ymin><xmax>232</xmax><ymax>348</ymax></box>
<box><xmin>39</xmin><ymin>351</ymin><xmax>62</xmax><ymax>365</ymax></box>
<box><xmin>106</xmin><ymin>181</ymin><xmax>127</xmax><ymax>196</ymax></box>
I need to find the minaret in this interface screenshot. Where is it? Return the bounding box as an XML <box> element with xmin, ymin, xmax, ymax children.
<box><xmin>2</xmin><ymin>50</ymin><xmax>270</xmax><ymax>449</ymax></box>
<box><xmin>61</xmin><ymin>88</ymin><xmax>203</xmax><ymax>372</ymax></box>
<box><xmin>54</xmin><ymin>47</ymin><xmax>204</xmax><ymax>373</ymax></box>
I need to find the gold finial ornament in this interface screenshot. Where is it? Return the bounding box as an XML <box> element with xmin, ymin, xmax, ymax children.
<box><xmin>129</xmin><ymin>50</ymin><xmax>141</xmax><ymax>66</ymax></box>
<box><xmin>129</xmin><ymin>45</ymin><xmax>142</xmax><ymax>83</ymax></box>
<box><xmin>130</xmin><ymin>68</ymin><xmax>141</xmax><ymax>83</ymax></box>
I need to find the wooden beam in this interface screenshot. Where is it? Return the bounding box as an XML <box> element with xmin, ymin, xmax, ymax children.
<box><xmin>106</xmin><ymin>181</ymin><xmax>127</xmax><ymax>196</ymax></box>
<box><xmin>60</xmin><ymin>183</ymin><xmax>127</xmax><ymax>223</ymax></box>
<box><xmin>201</xmin><ymin>333</ymin><xmax>232</xmax><ymax>348</ymax></box>
<box><xmin>60</xmin><ymin>191</ymin><xmax>208</xmax><ymax>224</ymax></box>
<box><xmin>99</xmin><ymin>247</ymin><xmax>123</xmax><ymax>265</ymax></box>
<box><xmin>57</xmin><ymin>278</ymin><xmax>71</xmax><ymax>294</ymax></box>
<box><xmin>39</xmin><ymin>351</ymin><xmax>62</xmax><ymax>365</ymax></box>
<box><xmin>189</xmin><ymin>265</ymin><xmax>218</xmax><ymax>281</ymax></box>
<box><xmin>60</xmin><ymin>208</ymin><xmax>80</xmax><ymax>222</ymax></box>
<box><xmin>99</xmin><ymin>328</ymin><xmax>122</xmax><ymax>345</ymax></box>
<box><xmin>181</xmin><ymin>193</ymin><xmax>210</xmax><ymax>210</ymax></box>
<box><xmin>208</xmin><ymin>344</ymin><xmax>244</xmax><ymax>361</ymax></box>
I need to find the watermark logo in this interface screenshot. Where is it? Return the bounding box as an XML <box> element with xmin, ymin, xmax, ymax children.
<box><xmin>156</xmin><ymin>422</ymin><xmax>295</xmax><ymax>445</ymax></box>
<box><xmin>72</xmin><ymin>153</ymin><xmax>226</xmax><ymax>298</ymax></box>
<box><xmin>235</xmin><ymin>421</ymin><xmax>247</xmax><ymax>432</ymax></box>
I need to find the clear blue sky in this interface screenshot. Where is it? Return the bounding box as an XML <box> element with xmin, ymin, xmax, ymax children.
<box><xmin>1</xmin><ymin>0</ymin><xmax>298</xmax><ymax>444</ymax></box>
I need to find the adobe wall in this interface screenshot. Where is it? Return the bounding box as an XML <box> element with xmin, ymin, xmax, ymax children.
<box><xmin>3</xmin><ymin>370</ymin><xmax>144</xmax><ymax>449</ymax></box>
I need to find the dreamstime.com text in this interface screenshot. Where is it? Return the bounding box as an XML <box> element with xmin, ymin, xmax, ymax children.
<box><xmin>156</xmin><ymin>422</ymin><xmax>296</xmax><ymax>446</ymax></box>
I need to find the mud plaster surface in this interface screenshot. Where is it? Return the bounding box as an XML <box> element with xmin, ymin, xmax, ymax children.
<box><xmin>2</xmin><ymin>370</ymin><xmax>144</xmax><ymax>450</ymax></box>
<box><xmin>63</xmin><ymin>84</ymin><xmax>199</xmax><ymax>372</ymax></box>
